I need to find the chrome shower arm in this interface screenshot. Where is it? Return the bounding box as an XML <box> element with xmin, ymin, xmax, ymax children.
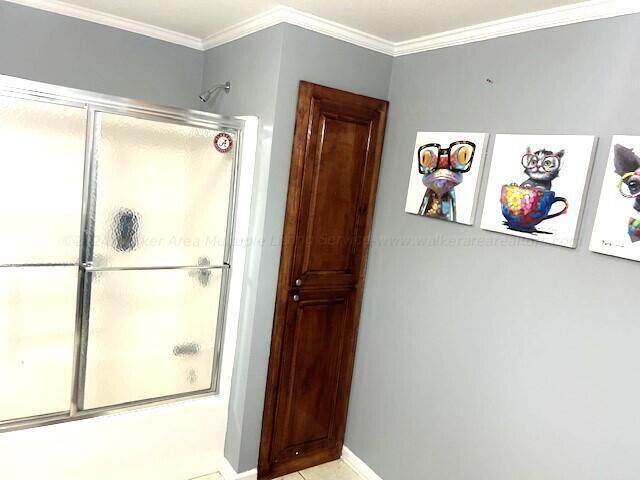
<box><xmin>199</xmin><ymin>81</ymin><xmax>231</xmax><ymax>102</ymax></box>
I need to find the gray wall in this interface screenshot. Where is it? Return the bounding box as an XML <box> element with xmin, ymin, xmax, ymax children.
<box><xmin>201</xmin><ymin>24</ymin><xmax>286</xmax><ymax>471</ymax></box>
<box><xmin>203</xmin><ymin>24</ymin><xmax>393</xmax><ymax>472</ymax></box>
<box><xmin>346</xmin><ymin>14</ymin><xmax>640</xmax><ymax>480</ymax></box>
<box><xmin>0</xmin><ymin>1</ymin><xmax>203</xmax><ymax>109</ymax></box>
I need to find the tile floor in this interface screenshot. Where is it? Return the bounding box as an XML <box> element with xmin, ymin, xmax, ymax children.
<box><xmin>194</xmin><ymin>460</ymin><xmax>361</xmax><ymax>480</ymax></box>
<box><xmin>295</xmin><ymin>460</ymin><xmax>362</xmax><ymax>480</ymax></box>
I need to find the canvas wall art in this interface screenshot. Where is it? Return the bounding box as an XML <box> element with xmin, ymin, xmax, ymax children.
<box><xmin>405</xmin><ymin>132</ymin><xmax>488</xmax><ymax>225</ymax></box>
<box><xmin>480</xmin><ymin>134</ymin><xmax>596</xmax><ymax>248</ymax></box>
<box><xmin>590</xmin><ymin>136</ymin><xmax>640</xmax><ymax>262</ymax></box>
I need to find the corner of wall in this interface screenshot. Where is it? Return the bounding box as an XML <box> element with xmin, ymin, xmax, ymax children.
<box><xmin>199</xmin><ymin>24</ymin><xmax>288</xmax><ymax>475</ymax></box>
<box><xmin>205</xmin><ymin>21</ymin><xmax>394</xmax><ymax>474</ymax></box>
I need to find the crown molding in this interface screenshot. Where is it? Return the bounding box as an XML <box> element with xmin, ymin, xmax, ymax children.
<box><xmin>393</xmin><ymin>0</ymin><xmax>640</xmax><ymax>56</ymax></box>
<box><xmin>200</xmin><ymin>6</ymin><xmax>282</xmax><ymax>51</ymax></box>
<box><xmin>5</xmin><ymin>0</ymin><xmax>640</xmax><ymax>56</ymax></box>
<box><xmin>202</xmin><ymin>0</ymin><xmax>640</xmax><ymax>56</ymax></box>
<box><xmin>3</xmin><ymin>0</ymin><xmax>203</xmax><ymax>50</ymax></box>
<box><xmin>201</xmin><ymin>6</ymin><xmax>395</xmax><ymax>55</ymax></box>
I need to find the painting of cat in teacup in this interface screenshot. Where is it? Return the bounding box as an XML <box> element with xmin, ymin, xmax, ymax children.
<box><xmin>481</xmin><ymin>134</ymin><xmax>596</xmax><ymax>248</ymax></box>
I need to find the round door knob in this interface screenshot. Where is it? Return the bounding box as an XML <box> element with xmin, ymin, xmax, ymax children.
<box><xmin>295</xmin><ymin>278</ymin><xmax>302</xmax><ymax>287</ymax></box>
<box><xmin>293</xmin><ymin>294</ymin><xmax>300</xmax><ymax>302</ymax></box>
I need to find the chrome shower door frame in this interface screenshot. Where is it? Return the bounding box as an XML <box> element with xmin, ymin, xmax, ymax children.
<box><xmin>0</xmin><ymin>74</ymin><xmax>245</xmax><ymax>433</ymax></box>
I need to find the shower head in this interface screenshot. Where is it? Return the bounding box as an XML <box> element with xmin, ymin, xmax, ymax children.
<box><xmin>199</xmin><ymin>81</ymin><xmax>231</xmax><ymax>102</ymax></box>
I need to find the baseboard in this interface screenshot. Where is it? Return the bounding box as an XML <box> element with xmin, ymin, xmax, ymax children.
<box><xmin>342</xmin><ymin>446</ymin><xmax>383</xmax><ymax>480</ymax></box>
<box><xmin>219</xmin><ymin>458</ymin><xmax>258</xmax><ymax>480</ymax></box>
<box><xmin>217</xmin><ymin>447</ymin><xmax>379</xmax><ymax>480</ymax></box>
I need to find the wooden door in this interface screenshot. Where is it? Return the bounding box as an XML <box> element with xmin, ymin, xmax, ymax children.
<box><xmin>258</xmin><ymin>81</ymin><xmax>388</xmax><ymax>479</ymax></box>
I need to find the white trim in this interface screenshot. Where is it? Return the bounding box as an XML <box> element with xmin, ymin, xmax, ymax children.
<box><xmin>203</xmin><ymin>0</ymin><xmax>640</xmax><ymax>56</ymax></box>
<box><xmin>217</xmin><ymin>446</ymin><xmax>380</xmax><ymax>480</ymax></box>
<box><xmin>342</xmin><ymin>446</ymin><xmax>384</xmax><ymax>480</ymax></box>
<box><xmin>218</xmin><ymin>457</ymin><xmax>258</xmax><ymax>480</ymax></box>
<box><xmin>393</xmin><ymin>0</ymin><xmax>640</xmax><ymax>56</ymax></box>
<box><xmin>5</xmin><ymin>0</ymin><xmax>640</xmax><ymax>55</ymax></box>
<box><xmin>201</xmin><ymin>6</ymin><xmax>394</xmax><ymax>55</ymax></box>
<box><xmin>200</xmin><ymin>7</ymin><xmax>282</xmax><ymax>51</ymax></box>
<box><xmin>3</xmin><ymin>0</ymin><xmax>203</xmax><ymax>49</ymax></box>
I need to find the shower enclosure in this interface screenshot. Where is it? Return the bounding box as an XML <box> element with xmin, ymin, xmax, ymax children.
<box><xmin>0</xmin><ymin>75</ymin><xmax>245</xmax><ymax>432</ymax></box>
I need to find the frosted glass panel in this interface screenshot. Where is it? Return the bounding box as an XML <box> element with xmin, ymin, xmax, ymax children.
<box><xmin>0</xmin><ymin>267</ymin><xmax>77</xmax><ymax>422</ymax></box>
<box><xmin>0</xmin><ymin>96</ymin><xmax>86</xmax><ymax>264</ymax></box>
<box><xmin>91</xmin><ymin>113</ymin><xmax>235</xmax><ymax>268</ymax></box>
<box><xmin>82</xmin><ymin>268</ymin><xmax>223</xmax><ymax>409</ymax></box>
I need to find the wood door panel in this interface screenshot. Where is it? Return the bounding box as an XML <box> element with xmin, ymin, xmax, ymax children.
<box><xmin>259</xmin><ymin>82</ymin><xmax>388</xmax><ymax>480</ymax></box>
<box><xmin>292</xmin><ymin>101</ymin><xmax>380</xmax><ymax>289</ymax></box>
<box><xmin>271</xmin><ymin>289</ymin><xmax>354</xmax><ymax>462</ymax></box>
<box><xmin>300</xmin><ymin>115</ymin><xmax>368</xmax><ymax>277</ymax></box>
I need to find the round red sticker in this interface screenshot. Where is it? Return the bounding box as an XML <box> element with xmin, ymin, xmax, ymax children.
<box><xmin>214</xmin><ymin>132</ymin><xmax>233</xmax><ymax>153</ymax></box>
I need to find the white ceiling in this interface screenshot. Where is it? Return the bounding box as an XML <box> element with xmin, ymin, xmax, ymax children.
<box><xmin>13</xmin><ymin>0</ymin><xmax>587</xmax><ymax>41</ymax></box>
<box><xmin>7</xmin><ymin>0</ymin><xmax>640</xmax><ymax>54</ymax></box>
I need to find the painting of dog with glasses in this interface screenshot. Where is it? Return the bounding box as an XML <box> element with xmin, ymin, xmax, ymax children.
<box><xmin>405</xmin><ymin>132</ymin><xmax>488</xmax><ymax>225</ymax></box>
<box><xmin>481</xmin><ymin>134</ymin><xmax>596</xmax><ymax>248</ymax></box>
<box><xmin>591</xmin><ymin>136</ymin><xmax>640</xmax><ymax>262</ymax></box>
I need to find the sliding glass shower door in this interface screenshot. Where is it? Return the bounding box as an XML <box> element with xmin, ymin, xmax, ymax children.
<box><xmin>0</xmin><ymin>95</ymin><xmax>86</xmax><ymax>422</ymax></box>
<box><xmin>0</xmin><ymin>78</ymin><xmax>242</xmax><ymax>430</ymax></box>
<box><xmin>80</xmin><ymin>110</ymin><xmax>236</xmax><ymax>410</ymax></box>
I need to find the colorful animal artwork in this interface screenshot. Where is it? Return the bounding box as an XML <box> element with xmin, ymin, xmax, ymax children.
<box><xmin>499</xmin><ymin>146</ymin><xmax>568</xmax><ymax>233</ymax></box>
<box><xmin>612</xmin><ymin>145</ymin><xmax>640</xmax><ymax>242</ymax></box>
<box><xmin>417</xmin><ymin>141</ymin><xmax>475</xmax><ymax>221</ymax></box>
<box><xmin>405</xmin><ymin>132</ymin><xmax>488</xmax><ymax>226</ymax></box>
<box><xmin>591</xmin><ymin>136</ymin><xmax>640</xmax><ymax>262</ymax></box>
<box><xmin>481</xmin><ymin>134</ymin><xmax>596</xmax><ymax>248</ymax></box>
